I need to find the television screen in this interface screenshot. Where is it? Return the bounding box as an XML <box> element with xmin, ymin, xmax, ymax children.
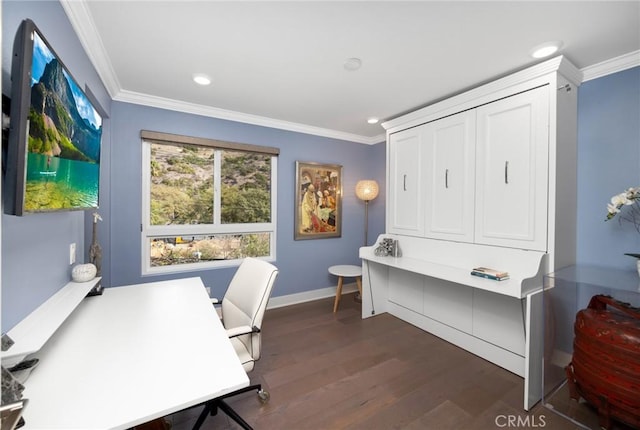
<box><xmin>4</xmin><ymin>19</ymin><xmax>102</xmax><ymax>216</ymax></box>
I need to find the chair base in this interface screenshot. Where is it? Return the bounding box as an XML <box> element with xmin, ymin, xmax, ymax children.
<box><xmin>192</xmin><ymin>384</ymin><xmax>262</xmax><ymax>430</ymax></box>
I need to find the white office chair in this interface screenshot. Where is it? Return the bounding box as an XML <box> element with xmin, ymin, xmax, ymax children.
<box><xmin>193</xmin><ymin>257</ymin><xmax>278</xmax><ymax>430</ymax></box>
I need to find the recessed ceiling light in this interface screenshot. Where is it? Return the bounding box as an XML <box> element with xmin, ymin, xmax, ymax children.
<box><xmin>344</xmin><ymin>58</ymin><xmax>362</xmax><ymax>71</ymax></box>
<box><xmin>530</xmin><ymin>41</ymin><xmax>563</xmax><ymax>59</ymax></box>
<box><xmin>367</xmin><ymin>118</ymin><xmax>379</xmax><ymax>124</ymax></box>
<box><xmin>192</xmin><ymin>73</ymin><xmax>211</xmax><ymax>86</ymax></box>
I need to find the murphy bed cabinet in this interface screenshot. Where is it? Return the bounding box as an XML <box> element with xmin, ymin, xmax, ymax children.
<box><xmin>360</xmin><ymin>56</ymin><xmax>581</xmax><ymax>410</ymax></box>
<box><xmin>388</xmin><ymin>128</ymin><xmax>424</xmax><ymax>236</ymax></box>
<box><xmin>423</xmin><ymin>110</ymin><xmax>475</xmax><ymax>242</ymax></box>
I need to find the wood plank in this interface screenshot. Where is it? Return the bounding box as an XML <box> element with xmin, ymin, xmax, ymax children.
<box><xmin>168</xmin><ymin>293</ymin><xmax>578</xmax><ymax>430</ymax></box>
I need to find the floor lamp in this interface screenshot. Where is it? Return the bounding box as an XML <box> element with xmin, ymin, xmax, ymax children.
<box><xmin>355</xmin><ymin>180</ymin><xmax>379</xmax><ymax>307</ymax></box>
<box><xmin>355</xmin><ymin>180</ymin><xmax>379</xmax><ymax>246</ymax></box>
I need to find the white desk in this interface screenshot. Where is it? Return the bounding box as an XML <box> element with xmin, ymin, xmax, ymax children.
<box><xmin>21</xmin><ymin>277</ymin><xmax>249</xmax><ymax>430</ymax></box>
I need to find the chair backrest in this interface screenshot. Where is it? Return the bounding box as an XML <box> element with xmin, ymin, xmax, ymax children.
<box><xmin>221</xmin><ymin>257</ymin><xmax>278</xmax><ymax>362</ymax></box>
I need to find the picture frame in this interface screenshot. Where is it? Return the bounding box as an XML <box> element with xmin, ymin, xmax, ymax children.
<box><xmin>295</xmin><ymin>161</ymin><xmax>342</xmax><ymax>240</ymax></box>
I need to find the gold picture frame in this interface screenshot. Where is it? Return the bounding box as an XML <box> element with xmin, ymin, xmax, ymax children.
<box><xmin>295</xmin><ymin>161</ymin><xmax>342</xmax><ymax>240</ymax></box>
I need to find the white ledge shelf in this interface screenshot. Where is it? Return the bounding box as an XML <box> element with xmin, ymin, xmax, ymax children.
<box><xmin>360</xmin><ymin>235</ymin><xmax>546</xmax><ymax>299</ymax></box>
<box><xmin>2</xmin><ymin>278</ymin><xmax>101</xmax><ymax>367</ymax></box>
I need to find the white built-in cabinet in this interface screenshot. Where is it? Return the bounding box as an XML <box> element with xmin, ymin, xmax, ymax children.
<box><xmin>361</xmin><ymin>56</ymin><xmax>582</xmax><ymax>411</ymax></box>
<box><xmin>388</xmin><ymin>129</ymin><xmax>424</xmax><ymax>236</ymax></box>
<box><xmin>424</xmin><ymin>110</ymin><xmax>476</xmax><ymax>242</ymax></box>
<box><xmin>475</xmin><ymin>86</ymin><xmax>550</xmax><ymax>251</ymax></box>
<box><xmin>388</xmin><ymin>269</ymin><xmax>424</xmax><ymax>314</ymax></box>
<box><xmin>387</xmin><ymin>269</ymin><xmax>524</xmax><ymax>355</ymax></box>
<box><xmin>389</xmin><ymin>86</ymin><xmax>550</xmax><ymax>251</ymax></box>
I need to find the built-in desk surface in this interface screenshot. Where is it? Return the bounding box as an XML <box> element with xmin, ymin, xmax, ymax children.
<box><xmin>21</xmin><ymin>277</ymin><xmax>249</xmax><ymax>430</ymax></box>
<box><xmin>360</xmin><ymin>235</ymin><xmax>546</xmax><ymax>299</ymax></box>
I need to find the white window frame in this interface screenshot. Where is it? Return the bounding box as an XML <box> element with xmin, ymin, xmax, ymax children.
<box><xmin>140</xmin><ymin>131</ymin><xmax>278</xmax><ymax>275</ymax></box>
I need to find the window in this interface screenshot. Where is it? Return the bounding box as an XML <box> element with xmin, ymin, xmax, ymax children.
<box><xmin>141</xmin><ymin>131</ymin><xmax>278</xmax><ymax>274</ymax></box>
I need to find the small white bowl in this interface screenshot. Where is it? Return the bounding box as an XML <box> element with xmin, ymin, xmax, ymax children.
<box><xmin>72</xmin><ymin>263</ymin><xmax>97</xmax><ymax>283</ymax></box>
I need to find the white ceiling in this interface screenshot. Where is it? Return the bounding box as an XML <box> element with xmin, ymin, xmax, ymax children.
<box><xmin>62</xmin><ymin>1</ymin><xmax>640</xmax><ymax>144</ymax></box>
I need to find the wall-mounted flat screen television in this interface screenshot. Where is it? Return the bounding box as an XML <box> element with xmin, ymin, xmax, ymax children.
<box><xmin>4</xmin><ymin>19</ymin><xmax>102</xmax><ymax>216</ymax></box>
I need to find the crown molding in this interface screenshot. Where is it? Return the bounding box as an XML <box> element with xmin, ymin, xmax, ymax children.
<box><xmin>581</xmin><ymin>50</ymin><xmax>640</xmax><ymax>82</ymax></box>
<box><xmin>63</xmin><ymin>0</ymin><xmax>636</xmax><ymax>145</ymax></box>
<box><xmin>115</xmin><ymin>90</ymin><xmax>385</xmax><ymax>145</ymax></box>
<box><xmin>60</xmin><ymin>0</ymin><xmax>120</xmax><ymax>98</ymax></box>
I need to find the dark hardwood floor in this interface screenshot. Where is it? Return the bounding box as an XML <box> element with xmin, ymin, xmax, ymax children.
<box><xmin>168</xmin><ymin>292</ymin><xmax>583</xmax><ymax>430</ymax></box>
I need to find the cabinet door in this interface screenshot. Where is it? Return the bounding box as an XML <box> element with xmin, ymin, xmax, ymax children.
<box><xmin>472</xmin><ymin>289</ymin><xmax>525</xmax><ymax>356</ymax></box>
<box><xmin>424</xmin><ymin>111</ymin><xmax>476</xmax><ymax>242</ymax></box>
<box><xmin>388</xmin><ymin>127</ymin><xmax>424</xmax><ymax>236</ymax></box>
<box><xmin>475</xmin><ymin>86</ymin><xmax>549</xmax><ymax>251</ymax></box>
<box><xmin>388</xmin><ymin>268</ymin><xmax>424</xmax><ymax>314</ymax></box>
<box><xmin>423</xmin><ymin>277</ymin><xmax>473</xmax><ymax>334</ymax></box>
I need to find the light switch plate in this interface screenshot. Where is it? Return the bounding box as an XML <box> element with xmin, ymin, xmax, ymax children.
<box><xmin>69</xmin><ymin>243</ymin><xmax>76</xmax><ymax>265</ymax></box>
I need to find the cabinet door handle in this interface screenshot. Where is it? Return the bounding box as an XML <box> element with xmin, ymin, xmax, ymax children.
<box><xmin>504</xmin><ymin>161</ymin><xmax>509</xmax><ymax>184</ymax></box>
<box><xmin>403</xmin><ymin>174</ymin><xmax>407</xmax><ymax>191</ymax></box>
<box><xmin>445</xmin><ymin>169</ymin><xmax>449</xmax><ymax>189</ymax></box>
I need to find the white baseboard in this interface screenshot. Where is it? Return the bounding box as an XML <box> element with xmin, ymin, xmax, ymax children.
<box><xmin>267</xmin><ymin>282</ymin><xmax>358</xmax><ymax>310</ymax></box>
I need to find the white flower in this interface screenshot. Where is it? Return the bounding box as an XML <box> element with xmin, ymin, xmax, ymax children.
<box><xmin>607</xmin><ymin>203</ymin><xmax>620</xmax><ymax>215</ymax></box>
<box><xmin>612</xmin><ymin>192</ymin><xmax>630</xmax><ymax>207</ymax></box>
<box><xmin>606</xmin><ymin>185</ymin><xmax>640</xmax><ymax>232</ymax></box>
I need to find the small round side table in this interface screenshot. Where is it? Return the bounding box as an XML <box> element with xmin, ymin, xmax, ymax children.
<box><xmin>328</xmin><ymin>265</ymin><xmax>362</xmax><ymax>313</ymax></box>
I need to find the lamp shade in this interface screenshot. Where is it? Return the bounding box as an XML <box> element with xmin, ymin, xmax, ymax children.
<box><xmin>355</xmin><ymin>180</ymin><xmax>379</xmax><ymax>202</ymax></box>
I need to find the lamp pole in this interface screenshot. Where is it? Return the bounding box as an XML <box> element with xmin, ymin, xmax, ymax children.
<box><xmin>355</xmin><ymin>179</ymin><xmax>379</xmax><ymax>305</ymax></box>
<box><xmin>364</xmin><ymin>199</ymin><xmax>370</xmax><ymax>246</ymax></box>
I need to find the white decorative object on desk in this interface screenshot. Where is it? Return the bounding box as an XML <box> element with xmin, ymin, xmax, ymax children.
<box><xmin>72</xmin><ymin>264</ymin><xmax>97</xmax><ymax>283</ymax></box>
<box><xmin>374</xmin><ymin>238</ymin><xmax>400</xmax><ymax>257</ymax></box>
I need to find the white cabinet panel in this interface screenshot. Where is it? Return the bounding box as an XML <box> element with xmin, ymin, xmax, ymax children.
<box><xmin>424</xmin><ymin>110</ymin><xmax>476</xmax><ymax>242</ymax></box>
<box><xmin>472</xmin><ymin>288</ymin><xmax>526</xmax><ymax>356</ymax></box>
<box><xmin>388</xmin><ymin>127</ymin><xmax>424</xmax><ymax>236</ymax></box>
<box><xmin>390</xmin><ymin>86</ymin><xmax>549</xmax><ymax>253</ymax></box>
<box><xmin>388</xmin><ymin>268</ymin><xmax>423</xmax><ymax>314</ymax></box>
<box><xmin>423</xmin><ymin>277</ymin><xmax>473</xmax><ymax>334</ymax></box>
<box><xmin>475</xmin><ymin>86</ymin><xmax>549</xmax><ymax>251</ymax></box>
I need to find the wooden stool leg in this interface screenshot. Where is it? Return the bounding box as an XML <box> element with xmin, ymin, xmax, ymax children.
<box><xmin>356</xmin><ymin>276</ymin><xmax>362</xmax><ymax>297</ymax></box>
<box><xmin>333</xmin><ymin>276</ymin><xmax>344</xmax><ymax>313</ymax></box>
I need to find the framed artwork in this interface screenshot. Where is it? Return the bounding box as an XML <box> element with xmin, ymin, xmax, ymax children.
<box><xmin>295</xmin><ymin>161</ymin><xmax>342</xmax><ymax>240</ymax></box>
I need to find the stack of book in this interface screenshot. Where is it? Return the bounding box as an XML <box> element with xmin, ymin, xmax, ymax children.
<box><xmin>470</xmin><ymin>267</ymin><xmax>510</xmax><ymax>281</ymax></box>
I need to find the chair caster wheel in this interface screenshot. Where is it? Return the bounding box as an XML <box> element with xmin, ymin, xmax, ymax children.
<box><xmin>258</xmin><ymin>389</ymin><xmax>270</xmax><ymax>403</ymax></box>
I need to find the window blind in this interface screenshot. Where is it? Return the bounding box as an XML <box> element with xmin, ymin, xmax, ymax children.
<box><xmin>140</xmin><ymin>130</ymin><xmax>279</xmax><ymax>156</ymax></box>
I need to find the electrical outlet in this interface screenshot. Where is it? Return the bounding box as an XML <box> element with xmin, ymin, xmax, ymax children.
<box><xmin>69</xmin><ymin>243</ymin><xmax>76</xmax><ymax>265</ymax></box>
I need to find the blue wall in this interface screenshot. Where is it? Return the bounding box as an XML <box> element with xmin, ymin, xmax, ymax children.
<box><xmin>1</xmin><ymin>0</ymin><xmax>385</xmax><ymax>330</ymax></box>
<box><xmin>108</xmin><ymin>101</ymin><xmax>385</xmax><ymax>300</ymax></box>
<box><xmin>576</xmin><ymin>67</ymin><xmax>640</xmax><ymax>270</ymax></box>
<box><xmin>1</xmin><ymin>0</ymin><xmax>638</xmax><ymax>333</ymax></box>
<box><xmin>1</xmin><ymin>0</ymin><xmax>111</xmax><ymax>330</ymax></box>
